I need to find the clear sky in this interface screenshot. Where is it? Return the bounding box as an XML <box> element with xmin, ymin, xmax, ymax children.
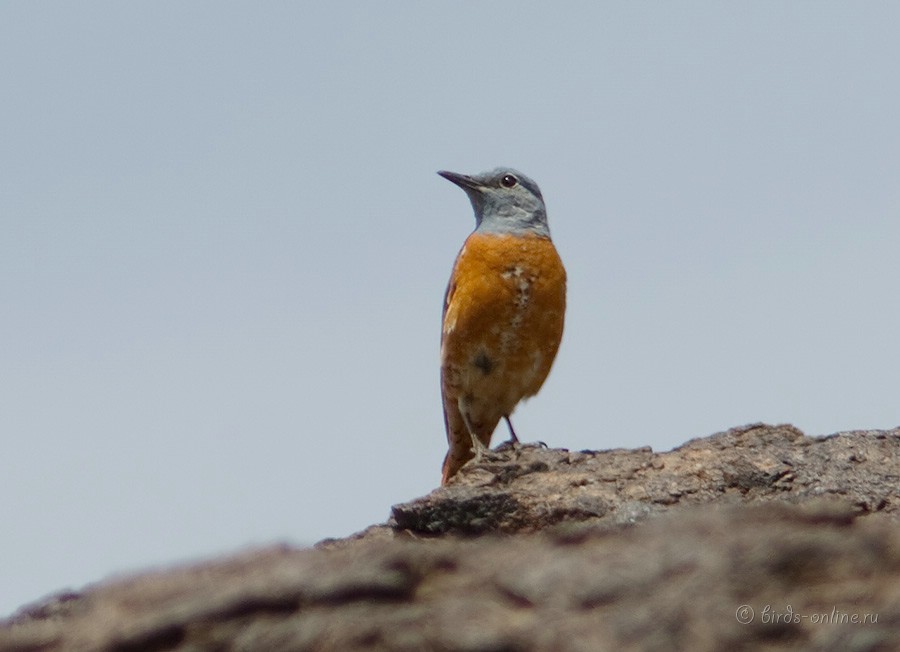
<box><xmin>2</xmin><ymin>2</ymin><xmax>899</xmax><ymax>616</ymax></box>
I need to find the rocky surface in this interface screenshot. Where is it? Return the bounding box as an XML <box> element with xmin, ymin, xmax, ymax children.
<box><xmin>384</xmin><ymin>423</ymin><xmax>900</xmax><ymax>536</ymax></box>
<box><xmin>3</xmin><ymin>423</ymin><xmax>900</xmax><ymax>651</ymax></box>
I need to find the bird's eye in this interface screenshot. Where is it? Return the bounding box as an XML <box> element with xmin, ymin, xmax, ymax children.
<box><xmin>500</xmin><ymin>174</ymin><xmax>518</xmax><ymax>188</ymax></box>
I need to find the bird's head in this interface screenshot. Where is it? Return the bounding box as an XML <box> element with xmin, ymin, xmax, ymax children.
<box><xmin>438</xmin><ymin>168</ymin><xmax>550</xmax><ymax>237</ymax></box>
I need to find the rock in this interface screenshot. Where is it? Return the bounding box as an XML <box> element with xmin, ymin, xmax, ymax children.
<box><xmin>3</xmin><ymin>423</ymin><xmax>900</xmax><ymax>651</ymax></box>
<box><xmin>384</xmin><ymin>423</ymin><xmax>900</xmax><ymax>537</ymax></box>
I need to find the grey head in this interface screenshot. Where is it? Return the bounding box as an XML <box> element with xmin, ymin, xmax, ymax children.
<box><xmin>437</xmin><ymin>167</ymin><xmax>551</xmax><ymax>237</ymax></box>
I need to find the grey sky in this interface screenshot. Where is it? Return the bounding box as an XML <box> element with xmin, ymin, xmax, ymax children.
<box><xmin>2</xmin><ymin>2</ymin><xmax>899</xmax><ymax>615</ymax></box>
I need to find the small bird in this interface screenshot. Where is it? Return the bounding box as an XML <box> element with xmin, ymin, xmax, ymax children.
<box><xmin>438</xmin><ymin>168</ymin><xmax>566</xmax><ymax>485</ymax></box>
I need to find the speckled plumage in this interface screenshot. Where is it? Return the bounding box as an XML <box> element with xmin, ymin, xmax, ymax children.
<box><xmin>438</xmin><ymin>168</ymin><xmax>566</xmax><ymax>484</ymax></box>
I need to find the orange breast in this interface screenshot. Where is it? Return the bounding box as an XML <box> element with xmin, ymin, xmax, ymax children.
<box><xmin>441</xmin><ymin>231</ymin><xmax>566</xmax><ymax>420</ymax></box>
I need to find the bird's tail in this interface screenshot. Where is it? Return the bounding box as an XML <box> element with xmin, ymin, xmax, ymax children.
<box><xmin>441</xmin><ymin>397</ymin><xmax>497</xmax><ymax>485</ymax></box>
<box><xmin>441</xmin><ymin>398</ymin><xmax>473</xmax><ymax>485</ymax></box>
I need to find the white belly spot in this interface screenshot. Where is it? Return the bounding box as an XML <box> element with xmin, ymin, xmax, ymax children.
<box><xmin>500</xmin><ymin>265</ymin><xmax>534</xmax><ymax>352</ymax></box>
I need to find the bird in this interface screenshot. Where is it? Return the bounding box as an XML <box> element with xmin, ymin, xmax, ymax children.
<box><xmin>438</xmin><ymin>167</ymin><xmax>566</xmax><ymax>485</ymax></box>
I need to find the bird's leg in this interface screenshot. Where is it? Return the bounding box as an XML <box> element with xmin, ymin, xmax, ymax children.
<box><xmin>460</xmin><ymin>409</ymin><xmax>489</xmax><ymax>461</ymax></box>
<box><xmin>469</xmin><ymin>432</ymin><xmax>488</xmax><ymax>457</ymax></box>
<box><xmin>498</xmin><ymin>415</ymin><xmax>546</xmax><ymax>450</ymax></box>
<box><xmin>491</xmin><ymin>416</ymin><xmax>519</xmax><ymax>453</ymax></box>
<box><xmin>502</xmin><ymin>415</ymin><xmax>520</xmax><ymax>446</ymax></box>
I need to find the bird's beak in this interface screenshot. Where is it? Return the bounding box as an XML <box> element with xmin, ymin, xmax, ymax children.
<box><xmin>437</xmin><ymin>170</ymin><xmax>481</xmax><ymax>191</ymax></box>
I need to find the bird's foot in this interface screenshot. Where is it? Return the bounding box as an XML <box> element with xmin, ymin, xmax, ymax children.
<box><xmin>495</xmin><ymin>438</ymin><xmax>547</xmax><ymax>452</ymax></box>
<box><xmin>494</xmin><ymin>438</ymin><xmax>520</xmax><ymax>452</ymax></box>
<box><xmin>469</xmin><ymin>432</ymin><xmax>489</xmax><ymax>461</ymax></box>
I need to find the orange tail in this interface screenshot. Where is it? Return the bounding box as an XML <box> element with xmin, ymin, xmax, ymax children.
<box><xmin>441</xmin><ymin>396</ymin><xmax>498</xmax><ymax>485</ymax></box>
<box><xmin>441</xmin><ymin>398</ymin><xmax>472</xmax><ymax>484</ymax></box>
